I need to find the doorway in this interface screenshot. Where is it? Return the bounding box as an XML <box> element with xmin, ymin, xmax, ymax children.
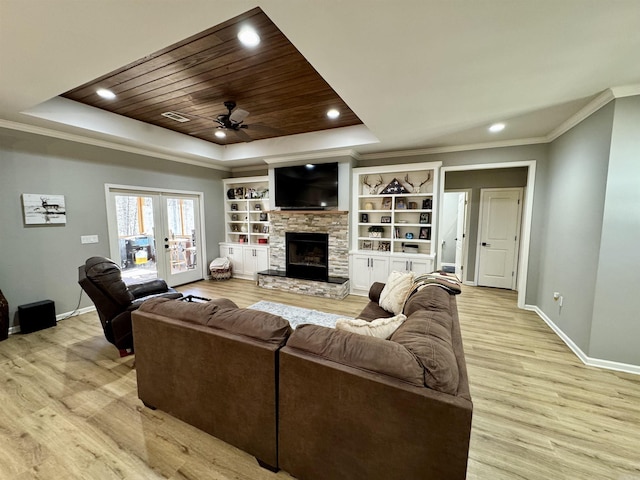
<box><xmin>105</xmin><ymin>185</ymin><xmax>206</xmax><ymax>287</ymax></box>
<box><xmin>440</xmin><ymin>190</ymin><xmax>470</xmax><ymax>281</ymax></box>
<box><xmin>438</xmin><ymin>161</ymin><xmax>536</xmax><ymax>309</ymax></box>
<box><xmin>476</xmin><ymin>188</ymin><xmax>523</xmax><ymax>290</ymax></box>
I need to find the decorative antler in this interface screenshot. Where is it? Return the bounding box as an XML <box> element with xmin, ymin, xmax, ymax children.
<box><xmin>404</xmin><ymin>174</ymin><xmax>414</xmax><ymax>189</ymax></box>
<box><xmin>419</xmin><ymin>173</ymin><xmax>432</xmax><ymax>187</ymax></box>
<box><xmin>363</xmin><ymin>175</ymin><xmax>371</xmax><ymax>189</ymax></box>
<box><xmin>373</xmin><ymin>174</ymin><xmax>384</xmax><ymax>191</ymax></box>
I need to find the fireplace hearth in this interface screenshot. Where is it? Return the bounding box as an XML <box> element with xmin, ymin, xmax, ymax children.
<box><xmin>286</xmin><ymin>232</ymin><xmax>328</xmax><ymax>282</ymax></box>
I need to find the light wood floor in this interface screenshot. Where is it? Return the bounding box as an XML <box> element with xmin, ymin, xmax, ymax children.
<box><xmin>1</xmin><ymin>279</ymin><xmax>639</xmax><ymax>479</ymax></box>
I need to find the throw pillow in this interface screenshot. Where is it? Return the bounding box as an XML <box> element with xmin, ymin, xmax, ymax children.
<box><xmin>379</xmin><ymin>271</ymin><xmax>414</xmax><ymax>314</ymax></box>
<box><xmin>336</xmin><ymin>314</ymin><xmax>407</xmax><ymax>339</ymax></box>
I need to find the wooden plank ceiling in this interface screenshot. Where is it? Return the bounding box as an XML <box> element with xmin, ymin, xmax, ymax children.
<box><xmin>61</xmin><ymin>7</ymin><xmax>362</xmax><ymax>145</ymax></box>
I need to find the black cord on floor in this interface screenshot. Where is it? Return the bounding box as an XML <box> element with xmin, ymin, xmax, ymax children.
<box><xmin>59</xmin><ymin>288</ymin><xmax>84</xmax><ymax>321</ymax></box>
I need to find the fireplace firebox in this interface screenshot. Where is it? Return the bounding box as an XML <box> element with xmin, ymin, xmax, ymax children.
<box><xmin>286</xmin><ymin>232</ymin><xmax>329</xmax><ymax>282</ymax></box>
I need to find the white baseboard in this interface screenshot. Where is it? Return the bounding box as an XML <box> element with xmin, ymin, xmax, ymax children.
<box><xmin>525</xmin><ymin>304</ymin><xmax>640</xmax><ymax>376</ymax></box>
<box><xmin>8</xmin><ymin>305</ymin><xmax>96</xmax><ymax>335</ymax></box>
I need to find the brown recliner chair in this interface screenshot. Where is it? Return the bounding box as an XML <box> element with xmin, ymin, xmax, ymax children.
<box><xmin>78</xmin><ymin>256</ymin><xmax>182</xmax><ymax>356</ymax></box>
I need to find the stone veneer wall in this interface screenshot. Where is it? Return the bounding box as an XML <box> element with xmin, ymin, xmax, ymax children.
<box><xmin>269</xmin><ymin>211</ymin><xmax>349</xmax><ymax>278</ymax></box>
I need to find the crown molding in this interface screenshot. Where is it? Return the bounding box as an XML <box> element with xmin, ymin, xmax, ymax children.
<box><xmin>359</xmin><ymin>137</ymin><xmax>548</xmax><ymax>161</ymax></box>
<box><xmin>545</xmin><ymin>89</ymin><xmax>615</xmax><ymax>142</ymax></box>
<box><xmin>610</xmin><ymin>83</ymin><xmax>640</xmax><ymax>98</ymax></box>
<box><xmin>262</xmin><ymin>148</ymin><xmax>361</xmax><ymax>165</ymax></box>
<box><xmin>0</xmin><ymin>119</ymin><xmax>231</xmax><ymax>172</ymax></box>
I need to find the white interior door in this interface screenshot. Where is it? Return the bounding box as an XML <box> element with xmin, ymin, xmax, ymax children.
<box><xmin>454</xmin><ymin>192</ymin><xmax>467</xmax><ymax>280</ymax></box>
<box><xmin>477</xmin><ymin>188</ymin><xmax>522</xmax><ymax>289</ymax></box>
<box><xmin>106</xmin><ymin>186</ymin><xmax>205</xmax><ymax>287</ymax></box>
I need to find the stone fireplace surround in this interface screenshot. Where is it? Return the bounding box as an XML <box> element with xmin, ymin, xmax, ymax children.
<box><xmin>257</xmin><ymin>210</ymin><xmax>350</xmax><ymax>299</ymax></box>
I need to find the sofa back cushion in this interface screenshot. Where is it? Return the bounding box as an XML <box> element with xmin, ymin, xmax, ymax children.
<box><xmin>287</xmin><ymin>324</ymin><xmax>424</xmax><ymax>386</ymax></box>
<box><xmin>138</xmin><ymin>298</ymin><xmax>291</xmax><ymax>346</ymax></box>
<box><xmin>207</xmin><ymin>308</ymin><xmax>292</xmax><ymax>345</ymax></box>
<box><xmin>391</xmin><ymin>288</ymin><xmax>460</xmax><ymax>395</ymax></box>
<box><xmin>138</xmin><ymin>297</ymin><xmax>236</xmax><ymax>325</ymax></box>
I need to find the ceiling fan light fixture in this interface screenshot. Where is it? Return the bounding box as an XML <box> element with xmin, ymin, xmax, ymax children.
<box><xmin>238</xmin><ymin>26</ymin><xmax>260</xmax><ymax>47</ymax></box>
<box><xmin>96</xmin><ymin>88</ymin><xmax>116</xmax><ymax>100</ymax></box>
<box><xmin>489</xmin><ymin>122</ymin><xmax>505</xmax><ymax>133</ymax></box>
<box><xmin>327</xmin><ymin>108</ymin><xmax>340</xmax><ymax>119</ymax></box>
<box><xmin>215</xmin><ymin>129</ymin><xmax>227</xmax><ymax>139</ymax></box>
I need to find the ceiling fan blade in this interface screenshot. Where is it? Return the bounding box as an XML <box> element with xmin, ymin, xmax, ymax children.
<box><xmin>232</xmin><ymin>128</ymin><xmax>253</xmax><ymax>142</ymax></box>
<box><xmin>229</xmin><ymin>108</ymin><xmax>249</xmax><ymax>124</ymax></box>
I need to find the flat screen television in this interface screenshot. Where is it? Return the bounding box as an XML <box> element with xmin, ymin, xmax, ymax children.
<box><xmin>274</xmin><ymin>163</ymin><xmax>339</xmax><ymax>209</ymax></box>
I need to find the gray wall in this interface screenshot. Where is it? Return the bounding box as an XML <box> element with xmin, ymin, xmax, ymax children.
<box><xmin>588</xmin><ymin>96</ymin><xmax>640</xmax><ymax>364</ymax></box>
<box><xmin>535</xmin><ymin>102</ymin><xmax>614</xmax><ymax>354</ymax></box>
<box><xmin>0</xmin><ymin>128</ymin><xmax>226</xmax><ymax>328</ymax></box>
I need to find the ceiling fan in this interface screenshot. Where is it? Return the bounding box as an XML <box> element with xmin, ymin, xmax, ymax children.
<box><xmin>213</xmin><ymin>100</ymin><xmax>251</xmax><ymax>141</ymax></box>
<box><xmin>168</xmin><ymin>100</ymin><xmax>253</xmax><ymax>142</ymax></box>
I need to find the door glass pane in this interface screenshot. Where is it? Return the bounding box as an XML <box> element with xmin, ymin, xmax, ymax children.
<box><xmin>114</xmin><ymin>195</ymin><xmax>158</xmax><ymax>282</ymax></box>
<box><xmin>166</xmin><ymin>198</ymin><xmax>197</xmax><ymax>274</ymax></box>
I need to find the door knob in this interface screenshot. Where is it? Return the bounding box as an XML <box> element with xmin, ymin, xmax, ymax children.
<box><xmin>481</xmin><ymin>242</ymin><xmax>491</xmax><ymax>247</ymax></box>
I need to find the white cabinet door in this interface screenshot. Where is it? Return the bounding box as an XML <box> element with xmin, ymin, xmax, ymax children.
<box><xmin>351</xmin><ymin>255</ymin><xmax>373</xmax><ymax>292</ymax></box>
<box><xmin>242</xmin><ymin>246</ymin><xmax>270</xmax><ymax>279</ymax></box>
<box><xmin>220</xmin><ymin>244</ymin><xmax>244</xmax><ymax>276</ymax></box>
<box><xmin>389</xmin><ymin>255</ymin><xmax>434</xmax><ymax>275</ymax></box>
<box><xmin>370</xmin><ymin>256</ymin><xmax>390</xmax><ymax>284</ymax></box>
<box><xmin>350</xmin><ymin>254</ymin><xmax>389</xmax><ymax>294</ymax></box>
<box><xmin>254</xmin><ymin>247</ymin><xmax>269</xmax><ymax>272</ymax></box>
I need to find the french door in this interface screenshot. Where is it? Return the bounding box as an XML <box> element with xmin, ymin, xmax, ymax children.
<box><xmin>105</xmin><ymin>186</ymin><xmax>205</xmax><ymax>287</ymax></box>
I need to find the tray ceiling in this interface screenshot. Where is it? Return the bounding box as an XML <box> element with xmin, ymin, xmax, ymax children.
<box><xmin>60</xmin><ymin>7</ymin><xmax>362</xmax><ymax>145</ymax></box>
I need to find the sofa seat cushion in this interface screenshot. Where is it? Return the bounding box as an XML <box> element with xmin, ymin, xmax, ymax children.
<box><xmin>138</xmin><ymin>297</ymin><xmax>237</xmax><ymax>325</ymax></box>
<box><xmin>207</xmin><ymin>308</ymin><xmax>292</xmax><ymax>346</ymax></box>
<box><xmin>287</xmin><ymin>324</ymin><xmax>424</xmax><ymax>386</ymax></box>
<box><xmin>358</xmin><ymin>301</ymin><xmax>394</xmax><ymax>321</ymax></box>
<box><xmin>389</xmin><ymin>308</ymin><xmax>459</xmax><ymax>395</ymax></box>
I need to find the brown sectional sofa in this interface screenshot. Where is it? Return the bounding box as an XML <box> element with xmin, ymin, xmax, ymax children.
<box><xmin>131</xmin><ymin>282</ymin><xmax>472</xmax><ymax>479</ymax></box>
<box><xmin>132</xmin><ymin>297</ymin><xmax>291</xmax><ymax>470</ymax></box>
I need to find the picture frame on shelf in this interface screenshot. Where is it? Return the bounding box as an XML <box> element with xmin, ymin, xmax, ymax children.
<box><xmin>419</xmin><ymin>227</ymin><xmax>431</xmax><ymax>240</ymax></box>
<box><xmin>422</xmin><ymin>198</ymin><xmax>432</xmax><ymax>209</ymax></box>
<box><xmin>262</xmin><ymin>225</ymin><xmax>269</xmax><ymax>233</ymax></box>
<box><xmin>408</xmin><ymin>202</ymin><xmax>418</xmax><ymax>209</ymax></box>
<box><xmin>259</xmin><ymin>212</ymin><xmax>268</xmax><ymax>221</ymax></box>
<box><xmin>235</xmin><ymin>187</ymin><xmax>245</xmax><ymax>198</ymax></box>
<box><xmin>419</xmin><ymin>212</ymin><xmax>430</xmax><ymax>224</ymax></box>
<box><xmin>382</xmin><ymin>197</ymin><xmax>392</xmax><ymax>209</ymax></box>
<box><xmin>254</xmin><ymin>204</ymin><xmax>262</xmax><ymax>210</ymax></box>
<box><xmin>361</xmin><ymin>240</ymin><xmax>373</xmax><ymax>250</ymax></box>
<box><xmin>378</xmin><ymin>241</ymin><xmax>391</xmax><ymax>251</ymax></box>
<box><xmin>360</xmin><ymin>213</ymin><xmax>369</xmax><ymax>223</ymax></box>
<box><xmin>396</xmin><ymin>199</ymin><xmax>406</xmax><ymax>209</ymax></box>
<box><xmin>394</xmin><ymin>227</ymin><xmax>401</xmax><ymax>239</ymax></box>
<box><xmin>253</xmin><ymin>224</ymin><xmax>261</xmax><ymax>233</ymax></box>
<box><xmin>231</xmin><ymin>213</ymin><xmax>238</xmax><ymax>221</ymax></box>
<box><xmin>231</xmin><ymin>203</ymin><xmax>238</xmax><ymax>211</ymax></box>
<box><xmin>381</xmin><ymin>215</ymin><xmax>392</xmax><ymax>223</ymax></box>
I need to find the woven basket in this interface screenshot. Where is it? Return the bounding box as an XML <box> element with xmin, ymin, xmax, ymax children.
<box><xmin>210</xmin><ymin>265</ymin><xmax>232</xmax><ymax>281</ymax></box>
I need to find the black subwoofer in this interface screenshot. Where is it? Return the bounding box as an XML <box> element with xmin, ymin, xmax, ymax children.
<box><xmin>18</xmin><ymin>300</ymin><xmax>56</xmax><ymax>334</ymax></box>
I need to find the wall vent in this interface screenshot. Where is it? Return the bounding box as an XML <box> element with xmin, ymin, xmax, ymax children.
<box><xmin>161</xmin><ymin>111</ymin><xmax>191</xmax><ymax>123</ymax></box>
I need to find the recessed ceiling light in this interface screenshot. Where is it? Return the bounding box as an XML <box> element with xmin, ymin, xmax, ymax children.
<box><xmin>215</xmin><ymin>130</ymin><xmax>226</xmax><ymax>139</ymax></box>
<box><xmin>327</xmin><ymin>109</ymin><xmax>340</xmax><ymax>119</ymax></box>
<box><xmin>96</xmin><ymin>88</ymin><xmax>116</xmax><ymax>100</ymax></box>
<box><xmin>489</xmin><ymin>122</ymin><xmax>505</xmax><ymax>133</ymax></box>
<box><xmin>237</xmin><ymin>26</ymin><xmax>260</xmax><ymax>47</ymax></box>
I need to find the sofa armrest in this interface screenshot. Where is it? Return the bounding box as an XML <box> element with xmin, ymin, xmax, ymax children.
<box><xmin>128</xmin><ymin>279</ymin><xmax>171</xmax><ymax>299</ymax></box>
<box><xmin>368</xmin><ymin>282</ymin><xmax>385</xmax><ymax>303</ymax></box>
